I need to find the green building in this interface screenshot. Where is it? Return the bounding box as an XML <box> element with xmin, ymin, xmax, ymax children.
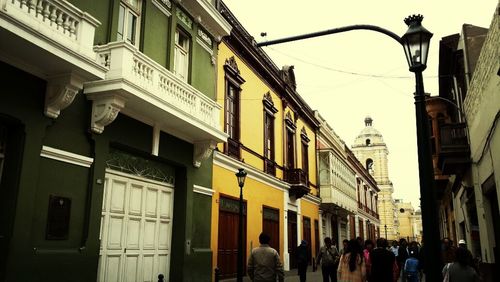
<box><xmin>0</xmin><ymin>0</ymin><xmax>230</xmax><ymax>281</ymax></box>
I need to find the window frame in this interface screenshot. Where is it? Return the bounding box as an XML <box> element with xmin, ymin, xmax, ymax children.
<box><xmin>263</xmin><ymin>92</ymin><xmax>278</xmax><ymax>175</ymax></box>
<box><xmin>223</xmin><ymin>57</ymin><xmax>245</xmax><ymax>159</ymax></box>
<box><xmin>117</xmin><ymin>0</ymin><xmax>141</xmax><ymax>46</ymax></box>
<box><xmin>173</xmin><ymin>28</ymin><xmax>191</xmax><ymax>82</ymax></box>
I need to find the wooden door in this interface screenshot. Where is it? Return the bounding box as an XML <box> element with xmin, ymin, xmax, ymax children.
<box><xmin>287</xmin><ymin>210</ymin><xmax>297</xmax><ymax>269</ymax></box>
<box><xmin>314</xmin><ymin>220</ymin><xmax>320</xmax><ymax>257</ymax></box>
<box><xmin>98</xmin><ymin>170</ymin><xmax>174</xmax><ymax>282</ymax></box>
<box><xmin>262</xmin><ymin>207</ymin><xmax>280</xmax><ymax>254</ymax></box>
<box><xmin>302</xmin><ymin>217</ymin><xmax>312</xmax><ymax>264</ymax></box>
<box><xmin>349</xmin><ymin>215</ymin><xmax>356</xmax><ymax>240</ymax></box>
<box><xmin>358</xmin><ymin>219</ymin><xmax>364</xmax><ymax>240</ymax></box>
<box><xmin>217</xmin><ymin>197</ymin><xmax>246</xmax><ymax>279</ymax></box>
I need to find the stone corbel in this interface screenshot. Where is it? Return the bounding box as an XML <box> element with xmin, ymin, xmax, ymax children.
<box><xmin>44</xmin><ymin>73</ymin><xmax>85</xmax><ymax>118</ymax></box>
<box><xmin>193</xmin><ymin>141</ymin><xmax>217</xmax><ymax>168</ymax></box>
<box><xmin>89</xmin><ymin>94</ymin><xmax>127</xmax><ymax>134</ymax></box>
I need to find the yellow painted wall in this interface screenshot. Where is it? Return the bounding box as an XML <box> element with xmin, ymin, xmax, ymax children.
<box><xmin>301</xmin><ymin>199</ymin><xmax>320</xmax><ymax>258</ymax></box>
<box><xmin>211</xmin><ymin>164</ymin><xmax>285</xmax><ymax>271</ymax></box>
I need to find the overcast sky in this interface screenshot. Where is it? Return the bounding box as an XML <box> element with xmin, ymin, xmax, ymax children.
<box><xmin>223</xmin><ymin>0</ymin><xmax>498</xmax><ymax>208</ymax></box>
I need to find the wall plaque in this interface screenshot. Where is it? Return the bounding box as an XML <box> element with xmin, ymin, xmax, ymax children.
<box><xmin>46</xmin><ymin>195</ymin><xmax>71</xmax><ymax>240</ymax></box>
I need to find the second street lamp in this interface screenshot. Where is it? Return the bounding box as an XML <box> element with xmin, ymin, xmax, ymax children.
<box><xmin>235</xmin><ymin>168</ymin><xmax>247</xmax><ymax>282</ymax></box>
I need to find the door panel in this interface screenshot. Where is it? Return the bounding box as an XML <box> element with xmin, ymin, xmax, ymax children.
<box><xmin>287</xmin><ymin>211</ymin><xmax>297</xmax><ymax>269</ymax></box>
<box><xmin>98</xmin><ymin>170</ymin><xmax>174</xmax><ymax>282</ymax></box>
<box><xmin>302</xmin><ymin>217</ymin><xmax>312</xmax><ymax>264</ymax></box>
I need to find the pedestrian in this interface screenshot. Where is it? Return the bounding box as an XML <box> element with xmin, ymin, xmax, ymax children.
<box><xmin>404</xmin><ymin>248</ymin><xmax>420</xmax><ymax>282</ymax></box>
<box><xmin>397</xmin><ymin>239</ymin><xmax>409</xmax><ymax>282</ymax></box>
<box><xmin>339</xmin><ymin>239</ymin><xmax>349</xmax><ymax>256</ymax></box>
<box><xmin>247</xmin><ymin>232</ymin><xmax>284</xmax><ymax>282</ymax></box>
<box><xmin>337</xmin><ymin>239</ymin><xmax>365</xmax><ymax>282</ymax></box>
<box><xmin>441</xmin><ymin>237</ymin><xmax>456</xmax><ymax>264</ymax></box>
<box><xmin>297</xmin><ymin>240</ymin><xmax>309</xmax><ymax>282</ymax></box>
<box><xmin>363</xmin><ymin>240</ymin><xmax>374</xmax><ymax>279</ymax></box>
<box><xmin>457</xmin><ymin>239</ymin><xmax>478</xmax><ymax>273</ymax></box>
<box><xmin>442</xmin><ymin>247</ymin><xmax>480</xmax><ymax>282</ymax></box>
<box><xmin>369</xmin><ymin>238</ymin><xmax>396</xmax><ymax>282</ymax></box>
<box><xmin>316</xmin><ymin>237</ymin><xmax>339</xmax><ymax>282</ymax></box>
<box><xmin>390</xmin><ymin>240</ymin><xmax>399</xmax><ymax>257</ymax></box>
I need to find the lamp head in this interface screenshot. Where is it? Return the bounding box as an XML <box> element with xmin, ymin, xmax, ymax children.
<box><xmin>235</xmin><ymin>168</ymin><xmax>247</xmax><ymax>188</ymax></box>
<box><xmin>401</xmin><ymin>14</ymin><xmax>433</xmax><ymax>72</ymax></box>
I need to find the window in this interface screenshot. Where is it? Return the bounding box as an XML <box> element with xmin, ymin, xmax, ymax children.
<box><xmin>118</xmin><ymin>0</ymin><xmax>141</xmax><ymax>46</ymax></box>
<box><xmin>223</xmin><ymin>57</ymin><xmax>245</xmax><ymax>159</ymax></box>
<box><xmin>300</xmin><ymin>127</ymin><xmax>310</xmax><ymax>177</ymax></box>
<box><xmin>366</xmin><ymin>138</ymin><xmax>371</xmax><ymax>146</ymax></box>
<box><xmin>174</xmin><ymin>29</ymin><xmax>190</xmax><ymax>82</ymax></box>
<box><xmin>285</xmin><ymin>112</ymin><xmax>296</xmax><ymax>170</ymax></box>
<box><xmin>263</xmin><ymin>92</ymin><xmax>278</xmax><ymax>175</ymax></box>
<box><xmin>366</xmin><ymin>158</ymin><xmax>374</xmax><ymax>174</ymax></box>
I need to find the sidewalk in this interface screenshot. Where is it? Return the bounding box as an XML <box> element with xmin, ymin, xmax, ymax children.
<box><xmin>220</xmin><ymin>268</ymin><xmax>323</xmax><ymax>282</ymax></box>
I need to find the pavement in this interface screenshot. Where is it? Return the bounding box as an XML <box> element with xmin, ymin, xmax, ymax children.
<box><xmin>220</xmin><ymin>269</ymin><xmax>425</xmax><ymax>282</ymax></box>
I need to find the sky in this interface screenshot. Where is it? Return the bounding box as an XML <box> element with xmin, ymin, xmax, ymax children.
<box><xmin>223</xmin><ymin>0</ymin><xmax>498</xmax><ymax>208</ymax></box>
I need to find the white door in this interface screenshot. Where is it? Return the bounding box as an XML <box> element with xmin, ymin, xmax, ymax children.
<box><xmin>98</xmin><ymin>170</ymin><xmax>174</xmax><ymax>282</ymax></box>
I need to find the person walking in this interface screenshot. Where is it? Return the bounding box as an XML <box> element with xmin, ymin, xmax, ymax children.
<box><xmin>316</xmin><ymin>237</ymin><xmax>339</xmax><ymax>282</ymax></box>
<box><xmin>403</xmin><ymin>248</ymin><xmax>420</xmax><ymax>282</ymax></box>
<box><xmin>390</xmin><ymin>240</ymin><xmax>399</xmax><ymax>257</ymax></box>
<box><xmin>397</xmin><ymin>239</ymin><xmax>409</xmax><ymax>282</ymax></box>
<box><xmin>337</xmin><ymin>239</ymin><xmax>365</xmax><ymax>282</ymax></box>
<box><xmin>442</xmin><ymin>247</ymin><xmax>480</xmax><ymax>282</ymax></box>
<box><xmin>339</xmin><ymin>239</ymin><xmax>349</xmax><ymax>256</ymax></box>
<box><xmin>368</xmin><ymin>238</ymin><xmax>396</xmax><ymax>282</ymax></box>
<box><xmin>247</xmin><ymin>233</ymin><xmax>284</xmax><ymax>282</ymax></box>
<box><xmin>297</xmin><ymin>240</ymin><xmax>309</xmax><ymax>282</ymax></box>
<box><xmin>363</xmin><ymin>240</ymin><xmax>374</xmax><ymax>279</ymax></box>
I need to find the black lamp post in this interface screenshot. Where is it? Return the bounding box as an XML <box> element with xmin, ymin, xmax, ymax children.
<box><xmin>235</xmin><ymin>168</ymin><xmax>247</xmax><ymax>282</ymax></box>
<box><xmin>256</xmin><ymin>14</ymin><xmax>441</xmax><ymax>281</ymax></box>
<box><xmin>384</xmin><ymin>224</ymin><xmax>388</xmax><ymax>239</ymax></box>
<box><xmin>401</xmin><ymin>15</ymin><xmax>442</xmax><ymax>281</ymax></box>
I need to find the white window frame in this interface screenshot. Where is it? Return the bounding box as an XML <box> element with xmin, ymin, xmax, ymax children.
<box><xmin>173</xmin><ymin>29</ymin><xmax>190</xmax><ymax>82</ymax></box>
<box><xmin>117</xmin><ymin>0</ymin><xmax>141</xmax><ymax>46</ymax></box>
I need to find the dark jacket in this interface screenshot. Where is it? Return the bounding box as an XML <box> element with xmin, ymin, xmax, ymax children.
<box><xmin>369</xmin><ymin>247</ymin><xmax>396</xmax><ymax>282</ymax></box>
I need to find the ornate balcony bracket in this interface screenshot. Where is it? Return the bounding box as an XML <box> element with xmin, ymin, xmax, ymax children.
<box><xmin>44</xmin><ymin>73</ymin><xmax>85</xmax><ymax>118</ymax></box>
<box><xmin>89</xmin><ymin>94</ymin><xmax>127</xmax><ymax>134</ymax></box>
<box><xmin>193</xmin><ymin>140</ymin><xmax>217</xmax><ymax>168</ymax></box>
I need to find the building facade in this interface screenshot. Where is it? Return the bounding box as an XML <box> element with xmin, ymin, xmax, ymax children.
<box><xmin>428</xmin><ymin>5</ymin><xmax>499</xmax><ymax>279</ymax></box>
<box><xmin>394</xmin><ymin>199</ymin><xmax>422</xmax><ymax>242</ymax></box>
<box><xmin>351</xmin><ymin>117</ymin><xmax>398</xmax><ymax>240</ymax></box>
<box><xmin>211</xmin><ymin>2</ymin><xmax>321</xmax><ymax>278</ymax></box>
<box><xmin>0</xmin><ymin>0</ymin><xmax>230</xmax><ymax>281</ymax></box>
<box><xmin>316</xmin><ymin>112</ymin><xmax>358</xmax><ymax>247</ymax></box>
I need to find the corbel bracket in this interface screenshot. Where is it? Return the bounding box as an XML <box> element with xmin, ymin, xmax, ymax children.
<box><xmin>193</xmin><ymin>141</ymin><xmax>217</xmax><ymax>168</ymax></box>
<box><xmin>44</xmin><ymin>73</ymin><xmax>84</xmax><ymax>118</ymax></box>
<box><xmin>89</xmin><ymin>94</ymin><xmax>127</xmax><ymax>134</ymax></box>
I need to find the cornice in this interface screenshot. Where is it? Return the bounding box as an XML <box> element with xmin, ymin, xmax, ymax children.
<box><xmin>40</xmin><ymin>146</ymin><xmax>93</xmax><ymax>168</ymax></box>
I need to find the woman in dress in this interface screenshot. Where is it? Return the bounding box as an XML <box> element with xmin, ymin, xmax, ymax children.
<box><xmin>337</xmin><ymin>239</ymin><xmax>366</xmax><ymax>282</ymax></box>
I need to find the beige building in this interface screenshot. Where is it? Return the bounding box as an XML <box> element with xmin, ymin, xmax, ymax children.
<box><xmin>352</xmin><ymin>117</ymin><xmax>399</xmax><ymax>240</ymax></box>
<box><xmin>395</xmin><ymin>199</ymin><xmax>422</xmax><ymax>242</ymax></box>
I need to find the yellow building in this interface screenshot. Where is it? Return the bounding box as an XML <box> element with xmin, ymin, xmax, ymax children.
<box><xmin>395</xmin><ymin>199</ymin><xmax>422</xmax><ymax>242</ymax></box>
<box><xmin>211</xmin><ymin>3</ymin><xmax>321</xmax><ymax>279</ymax></box>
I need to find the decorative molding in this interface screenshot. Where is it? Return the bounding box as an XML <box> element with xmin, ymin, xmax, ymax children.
<box><xmin>152</xmin><ymin>0</ymin><xmax>172</xmax><ymax>17</ymax></box>
<box><xmin>224</xmin><ymin>56</ymin><xmax>245</xmax><ymax>84</ymax></box>
<box><xmin>302</xmin><ymin>194</ymin><xmax>321</xmax><ymax>205</ymax></box>
<box><xmin>263</xmin><ymin>91</ymin><xmax>278</xmax><ymax>114</ymax></box>
<box><xmin>89</xmin><ymin>94</ymin><xmax>127</xmax><ymax>134</ymax></box>
<box><xmin>196</xmin><ymin>37</ymin><xmax>214</xmax><ymax>55</ymax></box>
<box><xmin>213</xmin><ymin>151</ymin><xmax>288</xmax><ymax>191</ymax></box>
<box><xmin>300</xmin><ymin>127</ymin><xmax>310</xmax><ymax>143</ymax></box>
<box><xmin>224</xmin><ymin>56</ymin><xmax>240</xmax><ymax>75</ymax></box>
<box><xmin>193</xmin><ymin>140</ymin><xmax>217</xmax><ymax>168</ymax></box>
<box><xmin>285</xmin><ymin>111</ymin><xmax>296</xmax><ymax>131</ymax></box>
<box><xmin>176</xmin><ymin>8</ymin><xmax>193</xmax><ymax>29</ymax></box>
<box><xmin>40</xmin><ymin>146</ymin><xmax>93</xmax><ymax>168</ymax></box>
<box><xmin>281</xmin><ymin>65</ymin><xmax>297</xmax><ymax>90</ymax></box>
<box><xmin>44</xmin><ymin>73</ymin><xmax>85</xmax><ymax>118</ymax></box>
<box><xmin>197</xmin><ymin>28</ymin><xmax>213</xmax><ymax>47</ymax></box>
<box><xmin>193</xmin><ymin>184</ymin><xmax>214</xmax><ymax>196</ymax></box>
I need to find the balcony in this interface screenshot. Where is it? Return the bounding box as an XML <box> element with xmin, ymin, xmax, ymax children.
<box><xmin>285</xmin><ymin>168</ymin><xmax>310</xmax><ymax>199</ymax></box>
<box><xmin>264</xmin><ymin>158</ymin><xmax>276</xmax><ymax>176</ymax></box>
<box><xmin>438</xmin><ymin>123</ymin><xmax>471</xmax><ymax>174</ymax></box>
<box><xmin>319</xmin><ymin>185</ymin><xmax>357</xmax><ymax>215</ymax></box>
<box><xmin>84</xmin><ymin>42</ymin><xmax>227</xmax><ymax>165</ymax></box>
<box><xmin>0</xmin><ymin>0</ymin><xmax>107</xmax><ymax>118</ymax></box>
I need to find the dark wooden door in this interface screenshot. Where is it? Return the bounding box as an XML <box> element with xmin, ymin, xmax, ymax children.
<box><xmin>350</xmin><ymin>215</ymin><xmax>356</xmax><ymax>240</ymax></box>
<box><xmin>358</xmin><ymin>219</ymin><xmax>364</xmax><ymax>240</ymax></box>
<box><xmin>263</xmin><ymin>207</ymin><xmax>280</xmax><ymax>254</ymax></box>
<box><xmin>314</xmin><ymin>220</ymin><xmax>320</xmax><ymax>257</ymax></box>
<box><xmin>331</xmin><ymin>216</ymin><xmax>339</xmax><ymax>247</ymax></box>
<box><xmin>302</xmin><ymin>217</ymin><xmax>312</xmax><ymax>264</ymax></box>
<box><xmin>217</xmin><ymin>197</ymin><xmax>246</xmax><ymax>279</ymax></box>
<box><xmin>287</xmin><ymin>210</ymin><xmax>297</xmax><ymax>269</ymax></box>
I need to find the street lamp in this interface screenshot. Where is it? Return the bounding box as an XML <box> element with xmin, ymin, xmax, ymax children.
<box><xmin>384</xmin><ymin>224</ymin><xmax>388</xmax><ymax>239</ymax></box>
<box><xmin>256</xmin><ymin>14</ymin><xmax>441</xmax><ymax>281</ymax></box>
<box><xmin>235</xmin><ymin>168</ymin><xmax>247</xmax><ymax>282</ymax></box>
<box><xmin>401</xmin><ymin>14</ymin><xmax>442</xmax><ymax>282</ymax></box>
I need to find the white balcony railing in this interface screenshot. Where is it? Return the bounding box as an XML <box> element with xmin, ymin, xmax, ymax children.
<box><xmin>1</xmin><ymin>0</ymin><xmax>100</xmax><ymax>59</ymax></box>
<box><xmin>320</xmin><ymin>185</ymin><xmax>358</xmax><ymax>214</ymax></box>
<box><xmin>94</xmin><ymin>42</ymin><xmax>221</xmax><ymax>130</ymax></box>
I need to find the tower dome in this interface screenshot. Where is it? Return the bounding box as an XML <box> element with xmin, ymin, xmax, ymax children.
<box><xmin>353</xmin><ymin>116</ymin><xmax>385</xmax><ymax>148</ymax></box>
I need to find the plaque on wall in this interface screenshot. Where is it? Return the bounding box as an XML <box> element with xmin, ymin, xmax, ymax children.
<box><xmin>46</xmin><ymin>195</ymin><xmax>71</xmax><ymax>240</ymax></box>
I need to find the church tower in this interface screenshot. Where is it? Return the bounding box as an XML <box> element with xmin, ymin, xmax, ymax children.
<box><xmin>352</xmin><ymin>117</ymin><xmax>399</xmax><ymax>240</ymax></box>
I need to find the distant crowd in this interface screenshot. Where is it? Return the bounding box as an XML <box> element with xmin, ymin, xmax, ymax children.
<box><xmin>246</xmin><ymin>233</ymin><xmax>480</xmax><ymax>282</ymax></box>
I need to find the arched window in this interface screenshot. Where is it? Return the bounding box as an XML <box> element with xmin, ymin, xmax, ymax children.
<box><xmin>365</xmin><ymin>139</ymin><xmax>371</xmax><ymax>146</ymax></box>
<box><xmin>366</xmin><ymin>158</ymin><xmax>374</xmax><ymax>174</ymax></box>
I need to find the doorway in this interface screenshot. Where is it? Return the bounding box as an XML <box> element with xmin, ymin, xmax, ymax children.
<box><xmin>287</xmin><ymin>210</ymin><xmax>298</xmax><ymax>269</ymax></box>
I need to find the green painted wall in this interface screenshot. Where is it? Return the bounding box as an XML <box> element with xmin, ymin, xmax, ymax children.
<box><xmin>68</xmin><ymin>0</ymin><xmax>112</xmax><ymax>45</ymax></box>
<box><xmin>143</xmin><ymin>0</ymin><xmax>170</xmax><ymax>68</ymax></box>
